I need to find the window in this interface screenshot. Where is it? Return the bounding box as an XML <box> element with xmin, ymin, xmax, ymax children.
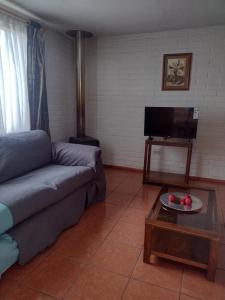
<box><xmin>0</xmin><ymin>13</ymin><xmax>30</xmax><ymax>134</ymax></box>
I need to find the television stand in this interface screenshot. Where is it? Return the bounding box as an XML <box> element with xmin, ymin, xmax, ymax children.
<box><xmin>143</xmin><ymin>138</ymin><xmax>193</xmax><ymax>186</ymax></box>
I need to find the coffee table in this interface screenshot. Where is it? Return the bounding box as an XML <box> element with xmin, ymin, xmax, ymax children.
<box><xmin>143</xmin><ymin>184</ymin><xmax>221</xmax><ymax>281</ymax></box>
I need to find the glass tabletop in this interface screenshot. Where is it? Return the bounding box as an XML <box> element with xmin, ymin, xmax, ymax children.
<box><xmin>151</xmin><ymin>185</ymin><xmax>219</xmax><ymax>235</ymax></box>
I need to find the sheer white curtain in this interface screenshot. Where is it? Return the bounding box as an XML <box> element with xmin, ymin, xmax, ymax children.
<box><xmin>0</xmin><ymin>13</ymin><xmax>30</xmax><ymax>134</ymax></box>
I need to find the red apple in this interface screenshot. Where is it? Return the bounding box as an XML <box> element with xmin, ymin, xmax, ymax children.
<box><xmin>180</xmin><ymin>199</ymin><xmax>185</xmax><ymax>205</ymax></box>
<box><xmin>184</xmin><ymin>195</ymin><xmax>192</xmax><ymax>206</ymax></box>
<box><xmin>168</xmin><ymin>194</ymin><xmax>176</xmax><ymax>202</ymax></box>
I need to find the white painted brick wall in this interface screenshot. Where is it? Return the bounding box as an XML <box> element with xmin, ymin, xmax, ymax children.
<box><xmin>45</xmin><ymin>31</ymin><xmax>76</xmax><ymax>141</ymax></box>
<box><xmin>86</xmin><ymin>25</ymin><xmax>225</xmax><ymax>180</ymax></box>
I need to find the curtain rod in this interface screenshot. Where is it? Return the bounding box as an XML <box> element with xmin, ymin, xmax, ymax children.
<box><xmin>0</xmin><ymin>7</ymin><xmax>50</xmax><ymax>33</ymax></box>
<box><xmin>0</xmin><ymin>1</ymin><xmax>49</xmax><ymax>28</ymax></box>
<box><xmin>0</xmin><ymin>6</ymin><xmax>27</xmax><ymax>23</ymax></box>
<box><xmin>0</xmin><ymin>1</ymin><xmax>73</xmax><ymax>39</ymax></box>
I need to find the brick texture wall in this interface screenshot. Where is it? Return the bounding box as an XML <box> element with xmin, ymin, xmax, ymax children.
<box><xmin>45</xmin><ymin>31</ymin><xmax>76</xmax><ymax>141</ymax></box>
<box><xmin>86</xmin><ymin>26</ymin><xmax>225</xmax><ymax>180</ymax></box>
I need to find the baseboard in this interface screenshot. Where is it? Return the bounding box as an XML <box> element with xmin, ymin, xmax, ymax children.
<box><xmin>189</xmin><ymin>176</ymin><xmax>225</xmax><ymax>184</ymax></box>
<box><xmin>104</xmin><ymin>164</ymin><xmax>225</xmax><ymax>184</ymax></box>
<box><xmin>104</xmin><ymin>164</ymin><xmax>143</xmax><ymax>173</ymax></box>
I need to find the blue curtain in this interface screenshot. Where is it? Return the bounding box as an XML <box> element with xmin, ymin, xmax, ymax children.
<box><xmin>27</xmin><ymin>21</ymin><xmax>50</xmax><ymax>134</ymax></box>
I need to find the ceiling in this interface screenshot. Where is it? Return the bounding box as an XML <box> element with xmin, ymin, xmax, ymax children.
<box><xmin>9</xmin><ymin>0</ymin><xmax>225</xmax><ymax>35</ymax></box>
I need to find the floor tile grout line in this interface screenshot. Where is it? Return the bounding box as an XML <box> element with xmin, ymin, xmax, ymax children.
<box><xmin>105</xmin><ymin>183</ymin><xmax>121</xmax><ymax>197</ymax></box>
<box><xmin>60</xmin><ymin>261</ymin><xmax>93</xmax><ymax>300</ymax></box>
<box><xmin>180</xmin><ymin>292</ymin><xmax>202</xmax><ymax>300</ymax></box>
<box><xmin>60</xmin><ymin>200</ymin><xmax>130</xmax><ymax>298</ymax></box>
<box><xmin>60</xmin><ymin>216</ymin><xmax>116</xmax><ymax>267</ymax></box>
<box><xmin>106</xmin><ymin>173</ymin><xmax>130</xmax><ymax>195</ymax></box>
<box><xmin>3</xmin><ymin>249</ymin><xmax>53</xmax><ymax>285</ymax></box>
<box><xmin>111</xmin><ymin>177</ymin><xmax>143</xmax><ymax>197</ymax></box>
<box><xmin>2</xmin><ymin>279</ymin><xmax>60</xmax><ymax>300</ymax></box>
<box><xmin>127</xmin><ymin>277</ymin><xmax>181</xmax><ymax>297</ymax></box>
<box><xmin>14</xmin><ymin>278</ymin><xmax>62</xmax><ymax>300</ymax></box>
<box><xmin>120</xmin><ymin>245</ymin><xmax>143</xmax><ymax>299</ymax></box>
<box><xmin>93</xmin><ymin>237</ymin><xmax>143</xmax><ymax>253</ymax></box>
<box><xmin>105</xmin><ymin>192</ymin><xmax>136</xmax><ymax>208</ymax></box>
<box><xmin>69</xmin><ymin>175</ymin><xmax>143</xmax><ymax>299</ymax></box>
<box><xmin>85</xmin><ymin>263</ymin><xmax>132</xmax><ymax>280</ymax></box>
<box><xmin>113</xmin><ymin>178</ymin><xmax>141</xmax><ymax>191</ymax></box>
<box><xmin>121</xmin><ymin>182</ymin><xmax>178</xmax><ymax>299</ymax></box>
<box><xmin>62</xmin><ymin>184</ymin><xmax>136</xmax><ymax>299</ymax></box>
<box><xmin>178</xmin><ymin>265</ymin><xmax>185</xmax><ymax>299</ymax></box>
<box><xmin>107</xmin><ymin>190</ymin><xmax>140</xmax><ymax>203</ymax></box>
<box><xmin>87</xmin><ymin>183</ymin><xmax>143</xmax><ymax>250</ymax></box>
<box><xmin>120</xmin><ymin>249</ymin><xmax>182</xmax><ymax>298</ymax></box>
<box><xmin>105</xmin><ymin>236</ymin><xmax>144</xmax><ymax>250</ymax></box>
<box><xmin>14</xmin><ymin>255</ymin><xmax>90</xmax><ymax>300</ymax></box>
<box><xmin>61</xmin><ymin>262</ymin><xmax>164</xmax><ymax>298</ymax></box>
<box><xmin>103</xmin><ymin>181</ymin><xmax>167</xmax><ymax>298</ymax></box>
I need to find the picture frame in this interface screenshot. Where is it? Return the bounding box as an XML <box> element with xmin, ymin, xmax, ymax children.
<box><xmin>162</xmin><ymin>53</ymin><xmax>192</xmax><ymax>91</ymax></box>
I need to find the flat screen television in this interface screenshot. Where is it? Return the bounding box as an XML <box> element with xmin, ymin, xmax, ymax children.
<box><xmin>144</xmin><ymin>107</ymin><xmax>198</xmax><ymax>139</ymax></box>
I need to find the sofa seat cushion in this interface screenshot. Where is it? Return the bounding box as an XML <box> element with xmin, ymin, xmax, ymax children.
<box><xmin>0</xmin><ymin>164</ymin><xmax>94</xmax><ymax>227</ymax></box>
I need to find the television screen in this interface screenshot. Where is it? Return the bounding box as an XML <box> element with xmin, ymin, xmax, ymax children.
<box><xmin>144</xmin><ymin>107</ymin><xmax>198</xmax><ymax>139</ymax></box>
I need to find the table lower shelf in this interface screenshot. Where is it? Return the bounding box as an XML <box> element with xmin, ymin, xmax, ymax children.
<box><xmin>151</xmin><ymin>250</ymin><xmax>208</xmax><ymax>270</ymax></box>
<box><xmin>143</xmin><ymin>171</ymin><xmax>188</xmax><ymax>186</ymax></box>
<box><xmin>150</xmin><ymin>227</ymin><xmax>210</xmax><ymax>268</ymax></box>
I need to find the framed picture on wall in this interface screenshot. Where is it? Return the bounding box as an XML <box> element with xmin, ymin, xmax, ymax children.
<box><xmin>162</xmin><ymin>53</ymin><xmax>192</xmax><ymax>90</ymax></box>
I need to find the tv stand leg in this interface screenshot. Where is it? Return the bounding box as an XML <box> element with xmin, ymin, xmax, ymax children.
<box><xmin>147</xmin><ymin>143</ymin><xmax>151</xmax><ymax>173</ymax></box>
<box><xmin>185</xmin><ymin>142</ymin><xmax>193</xmax><ymax>183</ymax></box>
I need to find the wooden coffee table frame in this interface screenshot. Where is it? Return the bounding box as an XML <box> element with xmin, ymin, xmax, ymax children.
<box><xmin>143</xmin><ymin>185</ymin><xmax>220</xmax><ymax>281</ymax></box>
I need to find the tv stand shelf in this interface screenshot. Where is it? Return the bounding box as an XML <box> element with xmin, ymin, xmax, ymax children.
<box><xmin>143</xmin><ymin>138</ymin><xmax>193</xmax><ymax>186</ymax></box>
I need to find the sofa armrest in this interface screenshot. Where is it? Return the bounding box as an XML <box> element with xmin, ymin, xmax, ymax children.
<box><xmin>52</xmin><ymin>142</ymin><xmax>101</xmax><ymax>170</ymax></box>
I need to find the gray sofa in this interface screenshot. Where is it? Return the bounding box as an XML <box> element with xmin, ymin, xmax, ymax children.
<box><xmin>0</xmin><ymin>130</ymin><xmax>106</xmax><ymax>273</ymax></box>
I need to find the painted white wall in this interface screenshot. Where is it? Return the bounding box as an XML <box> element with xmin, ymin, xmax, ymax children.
<box><xmin>86</xmin><ymin>25</ymin><xmax>225</xmax><ymax>180</ymax></box>
<box><xmin>45</xmin><ymin>30</ymin><xmax>76</xmax><ymax>141</ymax></box>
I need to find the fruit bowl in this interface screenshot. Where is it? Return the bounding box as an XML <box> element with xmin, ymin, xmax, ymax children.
<box><xmin>160</xmin><ymin>192</ymin><xmax>203</xmax><ymax>213</ymax></box>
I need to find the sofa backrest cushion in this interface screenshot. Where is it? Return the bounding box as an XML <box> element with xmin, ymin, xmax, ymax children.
<box><xmin>0</xmin><ymin>130</ymin><xmax>52</xmax><ymax>183</ymax></box>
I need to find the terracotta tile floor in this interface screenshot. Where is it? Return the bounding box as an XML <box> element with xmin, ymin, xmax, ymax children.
<box><xmin>0</xmin><ymin>168</ymin><xmax>225</xmax><ymax>299</ymax></box>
